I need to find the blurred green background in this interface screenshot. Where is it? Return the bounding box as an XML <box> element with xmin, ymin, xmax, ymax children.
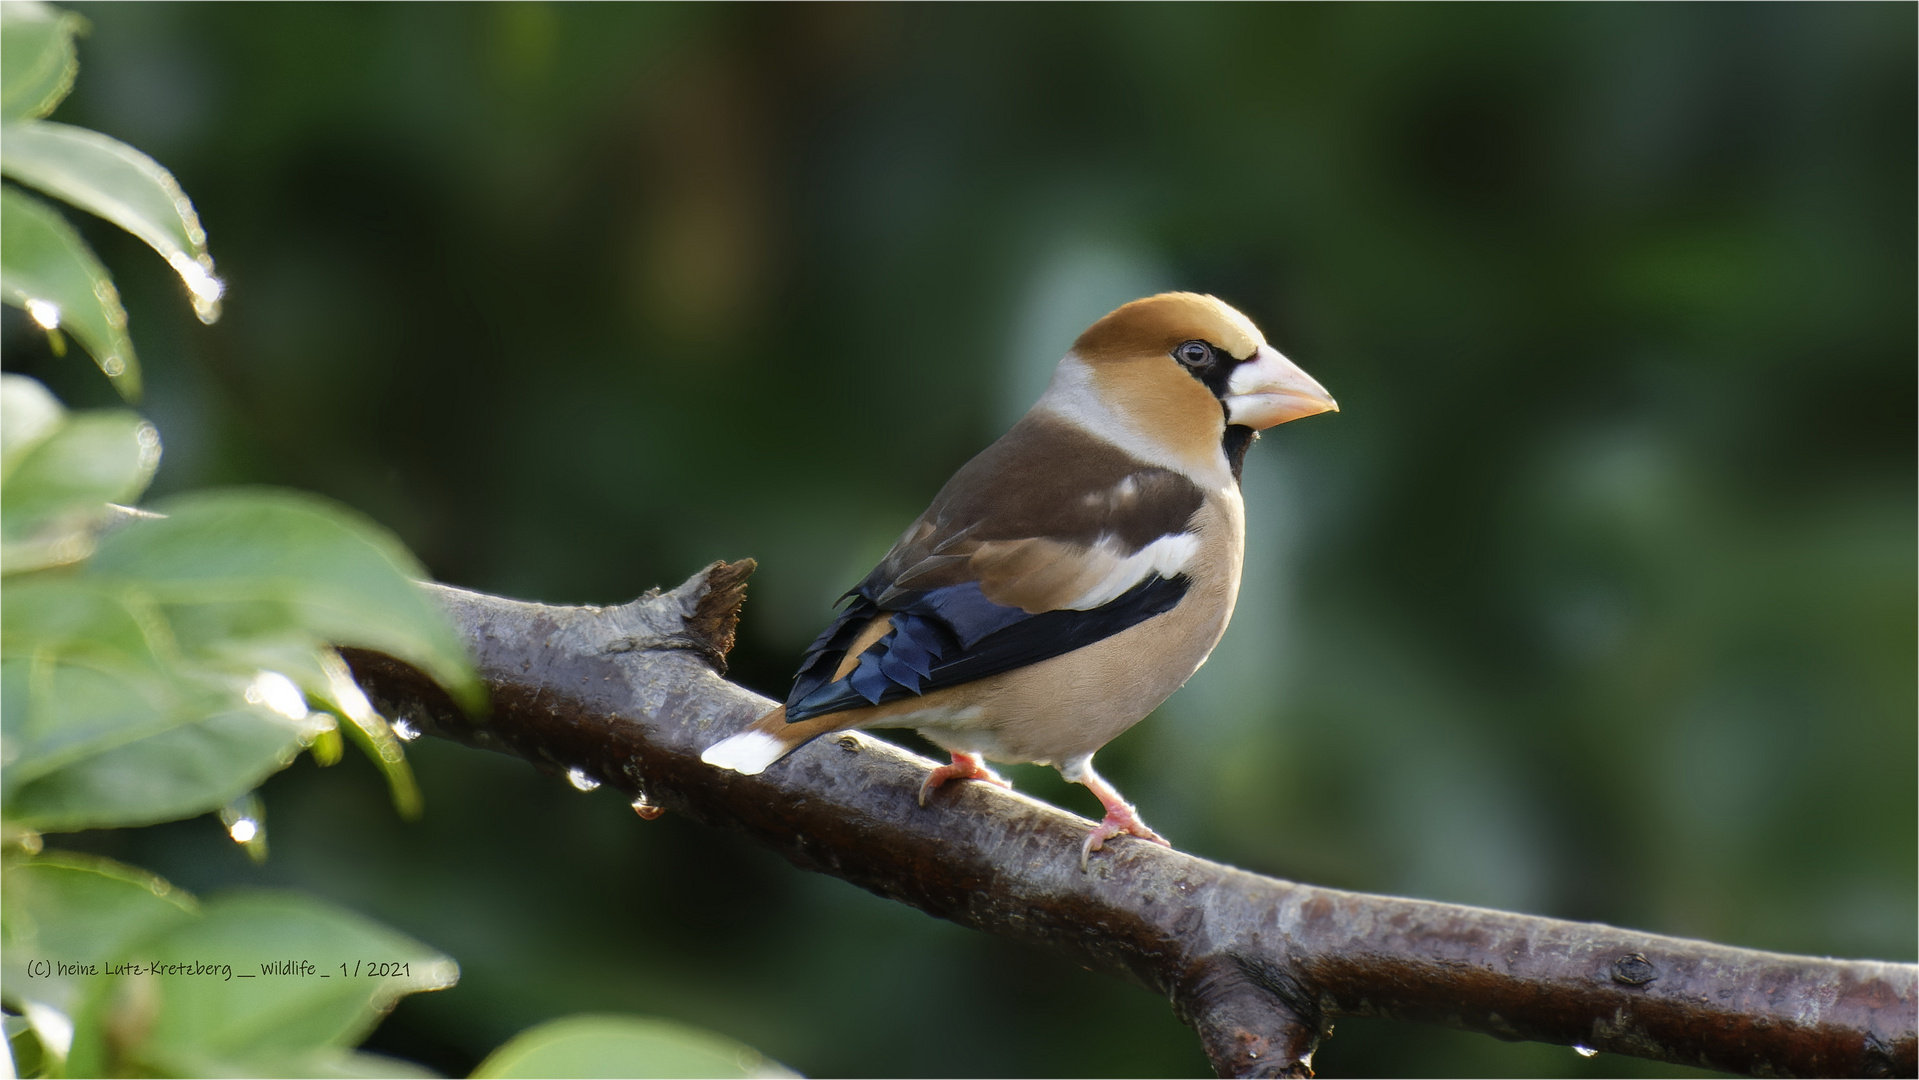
<box><xmin>7</xmin><ymin>3</ymin><xmax>1912</xmax><ymax>1076</ymax></box>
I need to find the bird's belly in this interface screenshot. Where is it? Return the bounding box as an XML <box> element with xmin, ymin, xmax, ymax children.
<box><xmin>911</xmin><ymin>568</ymin><xmax>1238</xmax><ymax>765</ymax></box>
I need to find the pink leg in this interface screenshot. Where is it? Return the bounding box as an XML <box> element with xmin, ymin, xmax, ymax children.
<box><xmin>1071</xmin><ymin>760</ymin><xmax>1169</xmax><ymax>869</ymax></box>
<box><xmin>918</xmin><ymin>751</ymin><xmax>1011</xmax><ymax>806</ymax></box>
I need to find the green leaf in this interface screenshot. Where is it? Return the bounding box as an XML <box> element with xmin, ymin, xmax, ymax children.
<box><xmin>154</xmin><ymin>1047</ymin><xmax>442</xmax><ymax>1079</ymax></box>
<box><xmin>0</xmin><ymin>576</ymin><xmax>229</xmax><ymax>807</ymax></box>
<box><xmin>1</xmin><ymin>576</ymin><xmax>338</xmax><ymax>834</ymax></box>
<box><xmin>88</xmin><ymin>488</ymin><xmax>483</xmax><ymax>713</ymax></box>
<box><xmin>0</xmin><ymin>571</ymin><xmax>167</xmax><ymax>668</ymax></box>
<box><xmin>0</xmin><ymin>373</ymin><xmax>64</xmax><ymax>466</ymax></box>
<box><xmin>2</xmin><ymin>121</ymin><xmax>224</xmax><ymax>322</ymax></box>
<box><xmin>4</xmin><ymin>703</ymin><xmax>325</xmax><ymax>833</ymax></box>
<box><xmin>8</xmin><ymin>1014</ymin><xmax>46</xmax><ymax>1079</ymax></box>
<box><xmin>136</xmin><ymin>612</ymin><xmax>432</xmax><ymax>822</ymax></box>
<box><xmin>472</xmin><ymin>1016</ymin><xmax>799</xmax><ymax>1080</ymax></box>
<box><xmin>1</xmin><ymin>850</ymin><xmax>196</xmax><ymax>1014</ymax></box>
<box><xmin>97</xmin><ymin>892</ymin><xmax>457</xmax><ymax>1077</ymax></box>
<box><xmin>0</xmin><ymin>581</ymin><xmax>332</xmax><ymax>833</ymax></box>
<box><xmin>140</xmin><ymin>607</ymin><xmax>379</xmax><ymax>784</ymax></box>
<box><xmin>0</xmin><ymin>638</ymin><xmax>181</xmax><ymax>794</ymax></box>
<box><xmin>2</xmin><ymin>487</ymin><xmax>474</xmax><ymax>832</ymax></box>
<box><xmin>0</xmin><ymin>1</ymin><xmax>83</xmax><ymax>122</ymax></box>
<box><xmin>1</xmin><ymin>851</ymin><xmax>196</xmax><ymax>1067</ymax></box>
<box><xmin>0</xmin><ymin>185</ymin><xmax>139</xmax><ymax>398</ymax></box>
<box><xmin>0</xmin><ymin>406</ymin><xmax>159</xmax><ymax>572</ymax></box>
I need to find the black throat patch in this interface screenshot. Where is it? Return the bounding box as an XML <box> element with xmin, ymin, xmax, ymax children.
<box><xmin>1222</xmin><ymin>425</ymin><xmax>1257</xmax><ymax>483</ymax></box>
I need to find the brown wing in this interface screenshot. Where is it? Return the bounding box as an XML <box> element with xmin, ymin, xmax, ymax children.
<box><xmin>870</xmin><ymin>411</ymin><xmax>1206</xmax><ymax>613</ymax></box>
<box><xmin>782</xmin><ymin>411</ymin><xmax>1208</xmax><ymax>721</ymax></box>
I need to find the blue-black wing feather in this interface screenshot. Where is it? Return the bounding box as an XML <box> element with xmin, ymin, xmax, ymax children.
<box><xmin>784</xmin><ymin>573</ymin><xmax>1187</xmax><ymax>722</ymax></box>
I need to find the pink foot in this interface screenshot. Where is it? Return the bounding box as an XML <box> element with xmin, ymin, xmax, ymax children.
<box><xmin>918</xmin><ymin>751</ymin><xmax>1011</xmax><ymax>806</ymax></box>
<box><xmin>1080</xmin><ymin>802</ymin><xmax>1169</xmax><ymax>869</ymax></box>
<box><xmin>1074</xmin><ymin>763</ymin><xmax>1171</xmax><ymax>869</ymax></box>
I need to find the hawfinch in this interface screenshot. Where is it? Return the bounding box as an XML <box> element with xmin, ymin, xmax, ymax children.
<box><xmin>704</xmin><ymin>293</ymin><xmax>1337</xmax><ymax>864</ymax></box>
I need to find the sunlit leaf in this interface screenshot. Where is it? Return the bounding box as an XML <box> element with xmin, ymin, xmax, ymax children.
<box><xmin>308</xmin><ymin>720</ymin><xmax>344</xmax><ymax>766</ymax></box>
<box><xmin>0</xmin><ymin>651</ymin><xmax>178</xmax><ymax>786</ymax></box>
<box><xmin>88</xmin><ymin>488</ymin><xmax>484</xmax><ymax>712</ymax></box>
<box><xmin>320</xmin><ymin>647</ymin><xmax>424</xmax><ymax>819</ymax></box>
<box><xmin>86</xmin><ymin>892</ymin><xmax>457</xmax><ymax>1078</ymax></box>
<box><xmin>472</xmin><ymin>1015</ymin><xmax>799</xmax><ymax>1080</ymax></box>
<box><xmin>0</xmin><ymin>1</ymin><xmax>83</xmax><ymax>122</ymax></box>
<box><xmin>0</xmin><ymin>185</ymin><xmax>138</xmax><ymax>397</ymax></box>
<box><xmin>8</xmin><ymin>1013</ymin><xmax>46</xmax><ymax>1079</ymax></box>
<box><xmin>3</xmin><ymin>704</ymin><xmax>327</xmax><ymax>833</ymax></box>
<box><xmin>143</xmin><ymin>606</ymin><xmax>403</xmax><ymax>786</ymax></box>
<box><xmin>154</xmin><ymin>612</ymin><xmax>429</xmax><ymax>820</ymax></box>
<box><xmin>3</xmin><ymin>487</ymin><xmax>476</xmax><ymax>831</ymax></box>
<box><xmin>0</xmin><ymin>577</ymin><xmax>340</xmax><ymax>833</ymax></box>
<box><xmin>0</xmin><ymin>373</ymin><xmax>64</xmax><ymax>467</ymax></box>
<box><xmin>0</xmin><ymin>406</ymin><xmax>158</xmax><ymax>572</ymax></box>
<box><xmin>0</xmin><ymin>577</ymin><xmax>207</xmax><ymax>805</ymax></box>
<box><xmin>0</xmin><ymin>851</ymin><xmax>196</xmax><ymax>1067</ymax></box>
<box><xmin>2</xmin><ymin>121</ymin><xmax>224</xmax><ymax>322</ymax></box>
<box><xmin>144</xmin><ymin>607</ymin><xmax>367</xmax><ymax>779</ymax></box>
<box><xmin>0</xmin><ymin>654</ymin><xmax>179</xmax><ymax>792</ymax></box>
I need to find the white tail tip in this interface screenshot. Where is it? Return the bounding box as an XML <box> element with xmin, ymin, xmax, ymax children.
<box><xmin>701</xmin><ymin>729</ymin><xmax>786</xmax><ymax>775</ymax></box>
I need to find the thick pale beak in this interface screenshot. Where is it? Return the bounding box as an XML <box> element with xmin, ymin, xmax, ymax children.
<box><xmin>1223</xmin><ymin>344</ymin><xmax>1339</xmax><ymax>429</ymax></box>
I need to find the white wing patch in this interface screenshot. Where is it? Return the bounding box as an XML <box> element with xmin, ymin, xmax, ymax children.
<box><xmin>1080</xmin><ymin>473</ymin><xmax>1142</xmax><ymax>512</ymax></box>
<box><xmin>1065</xmin><ymin>531</ymin><xmax>1199</xmax><ymax>610</ymax></box>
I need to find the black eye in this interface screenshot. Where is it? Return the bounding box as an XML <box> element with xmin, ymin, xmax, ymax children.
<box><xmin>1175</xmin><ymin>340</ymin><xmax>1212</xmax><ymax>367</ymax></box>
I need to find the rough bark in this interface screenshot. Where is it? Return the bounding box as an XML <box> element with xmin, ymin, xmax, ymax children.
<box><xmin>343</xmin><ymin>561</ymin><xmax>1918</xmax><ymax>1079</ymax></box>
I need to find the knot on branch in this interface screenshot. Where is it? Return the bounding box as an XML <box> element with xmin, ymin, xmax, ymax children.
<box><xmin>1176</xmin><ymin>955</ymin><xmax>1325</xmax><ymax>1079</ymax></box>
<box><xmin>1611</xmin><ymin>953</ymin><xmax>1658</xmax><ymax>986</ymax></box>
<box><xmin>604</xmin><ymin>559</ymin><xmax>758</xmax><ymax>674</ymax></box>
<box><xmin>680</xmin><ymin>558</ymin><xmax>755</xmax><ymax>674</ymax></box>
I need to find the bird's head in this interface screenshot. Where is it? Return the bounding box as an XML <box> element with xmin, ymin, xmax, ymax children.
<box><xmin>1045</xmin><ymin>292</ymin><xmax>1338</xmax><ymax>482</ymax></box>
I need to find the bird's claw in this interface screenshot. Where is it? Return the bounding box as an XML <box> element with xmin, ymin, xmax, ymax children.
<box><xmin>918</xmin><ymin>752</ymin><xmax>1011</xmax><ymax>806</ymax></box>
<box><xmin>1079</xmin><ymin>804</ymin><xmax>1170</xmax><ymax>870</ymax></box>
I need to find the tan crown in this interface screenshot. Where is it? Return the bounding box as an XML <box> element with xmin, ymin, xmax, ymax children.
<box><xmin>1072</xmin><ymin>292</ymin><xmax>1265</xmax><ymax>364</ymax></box>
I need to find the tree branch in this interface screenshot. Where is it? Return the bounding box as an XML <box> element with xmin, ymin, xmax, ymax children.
<box><xmin>343</xmin><ymin>561</ymin><xmax>1917</xmax><ymax>1079</ymax></box>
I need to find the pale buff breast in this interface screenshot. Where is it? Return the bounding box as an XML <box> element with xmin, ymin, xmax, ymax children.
<box><xmin>894</xmin><ymin>486</ymin><xmax>1246</xmax><ymax>766</ymax></box>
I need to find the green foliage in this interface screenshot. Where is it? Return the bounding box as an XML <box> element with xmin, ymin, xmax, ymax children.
<box><xmin>89</xmin><ymin>489</ymin><xmax>481</xmax><ymax>715</ymax></box>
<box><xmin>471</xmin><ymin>1016</ymin><xmax>799</xmax><ymax>1080</ymax></box>
<box><xmin>0</xmin><ymin>5</ymin><xmax>514</xmax><ymax>1076</ymax></box>
<box><xmin>1</xmin><ymin>851</ymin><xmax>194</xmax><ymax>1022</ymax></box>
<box><xmin>3</xmin><ymin>852</ymin><xmax>454</xmax><ymax>1078</ymax></box>
<box><xmin>0</xmin><ymin>7</ymin><xmax>790</xmax><ymax>1078</ymax></box>
<box><xmin>0</xmin><ymin>187</ymin><xmax>136</xmax><ymax>395</ymax></box>
<box><xmin>94</xmin><ymin>892</ymin><xmax>455</xmax><ymax>1077</ymax></box>
<box><xmin>0</xmin><ymin>1</ymin><xmax>79</xmax><ymax>123</ymax></box>
<box><xmin>0</xmin><ymin>0</ymin><xmax>224</xmax><ymax>392</ymax></box>
<box><xmin>0</xmin><ymin>374</ymin><xmax>154</xmax><ymax>571</ymax></box>
<box><xmin>1</xmin><ymin>120</ymin><xmax>223</xmax><ymax>323</ymax></box>
<box><xmin>3</xmin><ymin>848</ymin><xmax>784</xmax><ymax>1078</ymax></box>
<box><xmin>0</xmin><ymin>389</ymin><xmax>480</xmax><ymax>833</ymax></box>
